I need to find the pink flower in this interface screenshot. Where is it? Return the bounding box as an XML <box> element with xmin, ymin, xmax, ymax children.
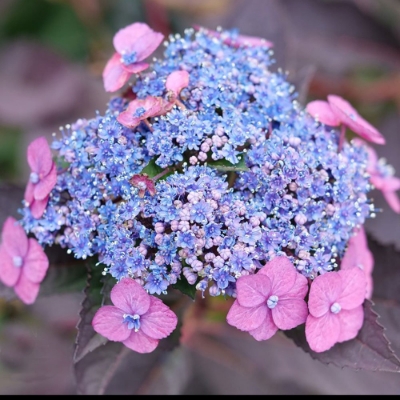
<box><xmin>129</xmin><ymin>174</ymin><xmax>156</xmax><ymax>197</ymax></box>
<box><xmin>24</xmin><ymin>136</ymin><xmax>57</xmax><ymax>219</ymax></box>
<box><xmin>165</xmin><ymin>70</ymin><xmax>189</xmax><ymax>100</ymax></box>
<box><xmin>362</xmin><ymin>141</ymin><xmax>400</xmax><ymax>213</ymax></box>
<box><xmin>305</xmin><ymin>268</ymin><xmax>366</xmax><ymax>353</ymax></box>
<box><xmin>0</xmin><ymin>216</ymin><xmax>49</xmax><ymax>304</ymax></box>
<box><xmin>117</xmin><ymin>96</ymin><xmax>166</xmax><ymax>128</ymax></box>
<box><xmin>226</xmin><ymin>256</ymin><xmax>308</xmax><ymax>341</ymax></box>
<box><xmin>305</xmin><ymin>100</ymin><xmax>340</xmax><ymax>127</ymax></box>
<box><xmin>327</xmin><ymin>95</ymin><xmax>386</xmax><ymax>145</ymax></box>
<box><xmin>92</xmin><ymin>278</ymin><xmax>178</xmax><ymax>353</ymax></box>
<box><xmin>341</xmin><ymin>227</ymin><xmax>374</xmax><ymax>299</ymax></box>
<box><xmin>103</xmin><ymin>23</ymin><xmax>164</xmax><ymax>92</ymax></box>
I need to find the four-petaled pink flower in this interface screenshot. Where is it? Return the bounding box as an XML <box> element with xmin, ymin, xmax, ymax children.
<box><xmin>117</xmin><ymin>96</ymin><xmax>165</xmax><ymax>129</ymax></box>
<box><xmin>226</xmin><ymin>256</ymin><xmax>308</xmax><ymax>341</ymax></box>
<box><xmin>0</xmin><ymin>216</ymin><xmax>49</xmax><ymax>304</ymax></box>
<box><xmin>129</xmin><ymin>174</ymin><xmax>156</xmax><ymax>197</ymax></box>
<box><xmin>305</xmin><ymin>268</ymin><xmax>366</xmax><ymax>353</ymax></box>
<box><xmin>24</xmin><ymin>136</ymin><xmax>57</xmax><ymax>219</ymax></box>
<box><xmin>103</xmin><ymin>22</ymin><xmax>164</xmax><ymax>92</ymax></box>
<box><xmin>92</xmin><ymin>278</ymin><xmax>178</xmax><ymax>353</ymax></box>
<box><xmin>359</xmin><ymin>139</ymin><xmax>400</xmax><ymax>213</ymax></box>
<box><xmin>165</xmin><ymin>70</ymin><xmax>190</xmax><ymax>100</ymax></box>
<box><xmin>341</xmin><ymin>227</ymin><xmax>374</xmax><ymax>299</ymax></box>
<box><xmin>306</xmin><ymin>95</ymin><xmax>386</xmax><ymax>145</ymax></box>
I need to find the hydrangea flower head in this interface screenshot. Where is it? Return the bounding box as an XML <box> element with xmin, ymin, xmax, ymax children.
<box><xmin>103</xmin><ymin>22</ymin><xmax>164</xmax><ymax>92</ymax></box>
<box><xmin>227</xmin><ymin>256</ymin><xmax>308</xmax><ymax>340</ymax></box>
<box><xmin>92</xmin><ymin>278</ymin><xmax>177</xmax><ymax>353</ymax></box>
<box><xmin>24</xmin><ymin>136</ymin><xmax>57</xmax><ymax>218</ymax></box>
<box><xmin>305</xmin><ymin>268</ymin><xmax>366</xmax><ymax>353</ymax></box>
<box><xmin>0</xmin><ymin>217</ymin><xmax>49</xmax><ymax>304</ymax></box>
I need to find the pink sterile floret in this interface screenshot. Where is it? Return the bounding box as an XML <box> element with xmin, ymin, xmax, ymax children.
<box><xmin>24</xmin><ymin>136</ymin><xmax>57</xmax><ymax>219</ymax></box>
<box><xmin>305</xmin><ymin>100</ymin><xmax>340</xmax><ymax>127</ymax></box>
<box><xmin>165</xmin><ymin>70</ymin><xmax>190</xmax><ymax>99</ymax></box>
<box><xmin>327</xmin><ymin>94</ymin><xmax>386</xmax><ymax>145</ymax></box>
<box><xmin>92</xmin><ymin>278</ymin><xmax>178</xmax><ymax>353</ymax></box>
<box><xmin>226</xmin><ymin>256</ymin><xmax>308</xmax><ymax>341</ymax></box>
<box><xmin>0</xmin><ymin>216</ymin><xmax>49</xmax><ymax>304</ymax></box>
<box><xmin>103</xmin><ymin>22</ymin><xmax>164</xmax><ymax>92</ymax></box>
<box><xmin>129</xmin><ymin>174</ymin><xmax>156</xmax><ymax>197</ymax></box>
<box><xmin>305</xmin><ymin>268</ymin><xmax>366</xmax><ymax>353</ymax></box>
<box><xmin>117</xmin><ymin>96</ymin><xmax>166</xmax><ymax>128</ymax></box>
<box><xmin>341</xmin><ymin>227</ymin><xmax>374</xmax><ymax>299</ymax></box>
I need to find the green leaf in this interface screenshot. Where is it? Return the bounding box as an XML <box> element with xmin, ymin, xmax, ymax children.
<box><xmin>208</xmin><ymin>154</ymin><xmax>249</xmax><ymax>172</ymax></box>
<box><xmin>140</xmin><ymin>158</ymin><xmax>164</xmax><ymax>178</ymax></box>
<box><xmin>172</xmin><ymin>276</ymin><xmax>197</xmax><ymax>300</ymax></box>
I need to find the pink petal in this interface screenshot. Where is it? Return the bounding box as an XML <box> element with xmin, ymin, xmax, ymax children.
<box><xmin>381</xmin><ymin>176</ymin><xmax>400</xmax><ymax>192</ymax></box>
<box><xmin>122</xmin><ymin>61</ymin><xmax>149</xmax><ymax>74</ymax></box>
<box><xmin>307</xmin><ymin>272</ymin><xmax>342</xmax><ymax>317</ymax></box>
<box><xmin>110</xmin><ymin>278</ymin><xmax>150</xmax><ymax>315</ymax></box>
<box><xmin>1</xmin><ymin>216</ymin><xmax>28</xmax><ymax>258</ymax></box>
<box><xmin>103</xmin><ymin>52</ymin><xmax>131</xmax><ymax>93</ymax></box>
<box><xmin>117</xmin><ymin>112</ymin><xmax>141</xmax><ymax>129</ymax></box>
<box><xmin>272</xmin><ymin>298</ymin><xmax>308</xmax><ymax>330</ymax></box>
<box><xmin>306</xmin><ymin>100</ymin><xmax>340</xmax><ymax>126</ymax></box>
<box><xmin>13</xmin><ymin>273</ymin><xmax>40</xmax><ymax>305</ymax></box>
<box><xmin>166</xmin><ymin>70</ymin><xmax>190</xmax><ymax>97</ymax></box>
<box><xmin>286</xmin><ymin>272</ymin><xmax>309</xmax><ymax>299</ymax></box>
<box><xmin>0</xmin><ymin>245</ymin><xmax>21</xmax><ymax>287</ymax></box>
<box><xmin>140</xmin><ymin>297</ymin><xmax>177</xmax><ymax>339</ymax></box>
<box><xmin>24</xmin><ymin>181</ymin><xmax>34</xmax><ymax>205</ymax></box>
<box><xmin>337</xmin><ymin>306</ymin><xmax>364</xmax><ymax>343</ymax></box>
<box><xmin>23</xmin><ymin>239</ymin><xmax>49</xmax><ymax>283</ymax></box>
<box><xmin>248</xmin><ymin>311</ymin><xmax>278</xmax><ymax>341</ymax></box>
<box><xmin>122</xmin><ymin>329</ymin><xmax>159</xmax><ymax>353</ymax></box>
<box><xmin>33</xmin><ymin>162</ymin><xmax>57</xmax><ymax>200</ymax></box>
<box><xmin>337</xmin><ymin>268</ymin><xmax>366</xmax><ymax>309</ymax></box>
<box><xmin>235</xmin><ymin>274</ymin><xmax>271</xmax><ymax>307</ymax></box>
<box><xmin>125</xmin><ymin>30</ymin><xmax>164</xmax><ymax>62</ymax></box>
<box><xmin>113</xmin><ymin>23</ymin><xmax>152</xmax><ymax>53</ymax></box>
<box><xmin>226</xmin><ymin>300</ymin><xmax>268</xmax><ymax>331</ymax></box>
<box><xmin>92</xmin><ymin>305</ymin><xmax>131</xmax><ymax>341</ymax></box>
<box><xmin>258</xmin><ymin>256</ymin><xmax>297</xmax><ymax>297</ymax></box>
<box><xmin>305</xmin><ymin>313</ymin><xmax>340</xmax><ymax>353</ymax></box>
<box><xmin>383</xmin><ymin>188</ymin><xmax>400</xmax><ymax>213</ymax></box>
<box><xmin>27</xmin><ymin>136</ymin><xmax>53</xmax><ymax>176</ymax></box>
<box><xmin>328</xmin><ymin>95</ymin><xmax>386</xmax><ymax>145</ymax></box>
<box><xmin>30</xmin><ymin>197</ymin><xmax>49</xmax><ymax>219</ymax></box>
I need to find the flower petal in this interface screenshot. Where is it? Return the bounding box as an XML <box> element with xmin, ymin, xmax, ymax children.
<box><xmin>337</xmin><ymin>306</ymin><xmax>364</xmax><ymax>343</ymax></box>
<box><xmin>328</xmin><ymin>95</ymin><xmax>385</xmax><ymax>145</ymax></box>
<box><xmin>24</xmin><ymin>181</ymin><xmax>34</xmax><ymax>205</ymax></box>
<box><xmin>113</xmin><ymin>22</ymin><xmax>153</xmax><ymax>54</ymax></box>
<box><xmin>127</xmin><ymin>30</ymin><xmax>164</xmax><ymax>62</ymax></box>
<box><xmin>1</xmin><ymin>216</ymin><xmax>28</xmax><ymax>258</ymax></box>
<box><xmin>286</xmin><ymin>272</ymin><xmax>308</xmax><ymax>299</ymax></box>
<box><xmin>305</xmin><ymin>313</ymin><xmax>340</xmax><ymax>353</ymax></box>
<box><xmin>226</xmin><ymin>300</ymin><xmax>267</xmax><ymax>331</ymax></box>
<box><xmin>272</xmin><ymin>298</ymin><xmax>308</xmax><ymax>330</ymax></box>
<box><xmin>23</xmin><ymin>239</ymin><xmax>49</xmax><ymax>283</ymax></box>
<box><xmin>110</xmin><ymin>278</ymin><xmax>150</xmax><ymax>315</ymax></box>
<box><xmin>0</xmin><ymin>245</ymin><xmax>21</xmax><ymax>287</ymax></box>
<box><xmin>306</xmin><ymin>100</ymin><xmax>340</xmax><ymax>126</ymax></box>
<box><xmin>122</xmin><ymin>61</ymin><xmax>149</xmax><ymax>74</ymax></box>
<box><xmin>92</xmin><ymin>305</ymin><xmax>131</xmax><ymax>341</ymax></box>
<box><xmin>248</xmin><ymin>311</ymin><xmax>278</xmax><ymax>341</ymax></box>
<box><xmin>166</xmin><ymin>70</ymin><xmax>190</xmax><ymax>97</ymax></box>
<box><xmin>122</xmin><ymin>329</ymin><xmax>159</xmax><ymax>354</ymax></box>
<box><xmin>337</xmin><ymin>268</ymin><xmax>366</xmax><ymax>309</ymax></box>
<box><xmin>33</xmin><ymin>162</ymin><xmax>57</xmax><ymax>200</ymax></box>
<box><xmin>258</xmin><ymin>256</ymin><xmax>297</xmax><ymax>297</ymax></box>
<box><xmin>27</xmin><ymin>136</ymin><xmax>53</xmax><ymax>176</ymax></box>
<box><xmin>308</xmin><ymin>272</ymin><xmax>342</xmax><ymax>317</ymax></box>
<box><xmin>235</xmin><ymin>274</ymin><xmax>271</xmax><ymax>307</ymax></box>
<box><xmin>13</xmin><ymin>273</ymin><xmax>40</xmax><ymax>305</ymax></box>
<box><xmin>30</xmin><ymin>197</ymin><xmax>49</xmax><ymax>219</ymax></box>
<box><xmin>383</xmin><ymin>189</ymin><xmax>400</xmax><ymax>214</ymax></box>
<box><xmin>140</xmin><ymin>297</ymin><xmax>177</xmax><ymax>339</ymax></box>
<box><xmin>103</xmin><ymin>52</ymin><xmax>131</xmax><ymax>93</ymax></box>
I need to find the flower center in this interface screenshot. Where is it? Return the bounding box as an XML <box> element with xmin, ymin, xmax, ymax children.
<box><xmin>13</xmin><ymin>256</ymin><xmax>23</xmax><ymax>268</ymax></box>
<box><xmin>123</xmin><ymin>313</ymin><xmax>141</xmax><ymax>331</ymax></box>
<box><xmin>267</xmin><ymin>295</ymin><xmax>279</xmax><ymax>309</ymax></box>
<box><xmin>30</xmin><ymin>172</ymin><xmax>40</xmax><ymax>184</ymax></box>
<box><xmin>330</xmin><ymin>302</ymin><xmax>341</xmax><ymax>314</ymax></box>
<box><xmin>121</xmin><ymin>51</ymin><xmax>138</xmax><ymax>66</ymax></box>
<box><xmin>133</xmin><ymin>107</ymin><xmax>146</xmax><ymax>118</ymax></box>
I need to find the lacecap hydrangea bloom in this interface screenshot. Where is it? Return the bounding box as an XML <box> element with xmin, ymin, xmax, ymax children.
<box><xmin>1</xmin><ymin>22</ymin><xmax>399</xmax><ymax>354</ymax></box>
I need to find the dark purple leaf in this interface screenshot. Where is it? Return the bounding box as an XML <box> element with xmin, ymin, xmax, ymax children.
<box><xmin>285</xmin><ymin>299</ymin><xmax>400</xmax><ymax>372</ymax></box>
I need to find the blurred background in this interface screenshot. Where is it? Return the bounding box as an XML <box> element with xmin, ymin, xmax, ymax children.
<box><xmin>0</xmin><ymin>0</ymin><xmax>400</xmax><ymax>394</ymax></box>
